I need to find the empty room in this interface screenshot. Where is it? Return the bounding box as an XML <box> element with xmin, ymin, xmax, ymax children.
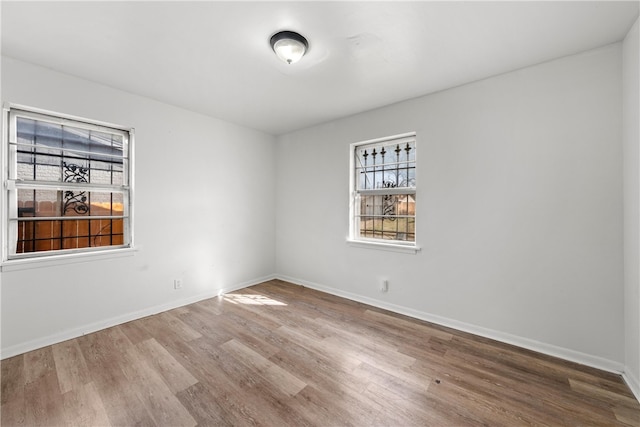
<box><xmin>1</xmin><ymin>1</ymin><xmax>640</xmax><ymax>425</ymax></box>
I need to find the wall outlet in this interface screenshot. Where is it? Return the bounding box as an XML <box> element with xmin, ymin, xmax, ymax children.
<box><xmin>380</xmin><ymin>279</ymin><xmax>389</xmax><ymax>293</ymax></box>
<box><xmin>174</xmin><ymin>279</ymin><xmax>183</xmax><ymax>289</ymax></box>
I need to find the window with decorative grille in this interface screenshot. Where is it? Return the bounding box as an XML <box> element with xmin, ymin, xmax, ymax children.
<box><xmin>2</xmin><ymin>105</ymin><xmax>133</xmax><ymax>260</ymax></box>
<box><xmin>350</xmin><ymin>133</ymin><xmax>416</xmax><ymax>247</ymax></box>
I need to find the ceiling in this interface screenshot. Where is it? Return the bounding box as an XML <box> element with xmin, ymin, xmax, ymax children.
<box><xmin>2</xmin><ymin>1</ymin><xmax>638</xmax><ymax>136</ymax></box>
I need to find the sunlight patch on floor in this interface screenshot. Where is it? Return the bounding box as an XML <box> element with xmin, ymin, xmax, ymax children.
<box><xmin>224</xmin><ymin>293</ymin><xmax>287</xmax><ymax>306</ymax></box>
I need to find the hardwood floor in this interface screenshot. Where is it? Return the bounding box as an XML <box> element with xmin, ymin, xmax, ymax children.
<box><xmin>2</xmin><ymin>279</ymin><xmax>639</xmax><ymax>426</ymax></box>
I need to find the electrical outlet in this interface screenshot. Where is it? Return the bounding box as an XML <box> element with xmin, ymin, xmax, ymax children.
<box><xmin>380</xmin><ymin>279</ymin><xmax>389</xmax><ymax>292</ymax></box>
<box><xmin>174</xmin><ymin>279</ymin><xmax>183</xmax><ymax>289</ymax></box>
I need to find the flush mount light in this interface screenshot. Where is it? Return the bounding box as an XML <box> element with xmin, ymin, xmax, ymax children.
<box><xmin>270</xmin><ymin>30</ymin><xmax>308</xmax><ymax>65</ymax></box>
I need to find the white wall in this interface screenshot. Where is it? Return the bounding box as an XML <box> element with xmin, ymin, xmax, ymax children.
<box><xmin>623</xmin><ymin>17</ymin><xmax>640</xmax><ymax>398</ymax></box>
<box><xmin>276</xmin><ymin>44</ymin><xmax>624</xmax><ymax>370</ymax></box>
<box><xmin>0</xmin><ymin>57</ymin><xmax>276</xmax><ymax>358</ymax></box>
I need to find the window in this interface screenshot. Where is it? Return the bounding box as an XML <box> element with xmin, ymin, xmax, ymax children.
<box><xmin>349</xmin><ymin>132</ymin><xmax>417</xmax><ymax>250</ymax></box>
<box><xmin>2</xmin><ymin>104</ymin><xmax>133</xmax><ymax>261</ymax></box>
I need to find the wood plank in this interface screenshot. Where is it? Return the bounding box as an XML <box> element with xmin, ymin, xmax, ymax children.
<box><xmin>1</xmin><ymin>355</ymin><xmax>24</xmax><ymax>405</ymax></box>
<box><xmin>119</xmin><ymin>346</ymin><xmax>197</xmax><ymax>427</ymax></box>
<box><xmin>176</xmin><ymin>382</ymin><xmax>231</xmax><ymax>426</ymax></box>
<box><xmin>363</xmin><ymin>308</ymin><xmax>454</xmax><ymax>342</ymax></box>
<box><xmin>162</xmin><ymin>339</ymin><xmax>265</xmax><ymax>425</ymax></box>
<box><xmin>321</xmin><ymin>335</ymin><xmax>428</xmax><ymax>391</ymax></box>
<box><xmin>23</xmin><ymin>372</ymin><xmax>66</xmax><ymax>426</ymax></box>
<box><xmin>569</xmin><ymin>378</ymin><xmax>639</xmax><ymax>406</ymax></box>
<box><xmin>157</xmin><ymin>311</ymin><xmax>202</xmax><ymax>341</ymax></box>
<box><xmin>363</xmin><ymin>381</ymin><xmax>458</xmax><ymax>426</ymax></box>
<box><xmin>135</xmin><ymin>338</ymin><xmax>198</xmax><ymax>394</ymax></box>
<box><xmin>118</xmin><ymin>320</ymin><xmax>153</xmax><ymax>345</ymax></box>
<box><xmin>410</xmin><ymin>352</ymin><xmax>573</xmax><ymax>425</ymax></box>
<box><xmin>177</xmin><ymin>303</ymin><xmax>233</xmax><ymax>344</ymax></box>
<box><xmin>214</xmin><ymin>310</ymin><xmax>284</xmax><ymax>358</ymax></box>
<box><xmin>267</xmin><ymin>331</ymin><xmax>371</xmax><ymax>397</ymax></box>
<box><xmin>353</xmin><ymin>362</ymin><xmax>431</xmax><ymax>404</ymax></box>
<box><xmin>76</xmin><ymin>332</ymin><xmax>155</xmax><ymax>426</ymax></box>
<box><xmin>220</xmin><ymin>339</ymin><xmax>307</xmax><ymax>398</ymax></box>
<box><xmin>191</xmin><ymin>296</ymin><xmax>225</xmax><ymax>316</ymax></box>
<box><xmin>423</xmin><ymin>374</ymin><xmax>532</xmax><ymax>426</ymax></box>
<box><xmin>1</xmin><ymin>388</ymin><xmax>26</xmax><ymax>426</ymax></box>
<box><xmin>276</xmin><ymin>324</ymin><xmax>363</xmax><ymax>374</ymax></box>
<box><xmin>182</xmin><ymin>337</ymin><xmax>309</xmax><ymax>426</ymax></box>
<box><xmin>287</xmin><ymin>383</ymin><xmax>380</xmax><ymax>426</ymax></box>
<box><xmin>23</xmin><ymin>347</ymin><xmax>55</xmax><ymax>385</ymax></box>
<box><xmin>318</xmin><ymin>318</ymin><xmax>417</xmax><ymax>367</ymax></box>
<box><xmin>614</xmin><ymin>404</ymin><xmax>640</xmax><ymax>426</ymax></box>
<box><xmin>51</xmin><ymin>340</ymin><xmax>91</xmax><ymax>394</ymax></box>
<box><xmin>138</xmin><ymin>311</ymin><xmax>201</xmax><ymax>348</ymax></box>
<box><xmin>61</xmin><ymin>382</ymin><xmax>111</xmax><ymax>427</ymax></box>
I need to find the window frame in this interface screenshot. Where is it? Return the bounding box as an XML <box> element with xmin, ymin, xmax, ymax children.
<box><xmin>1</xmin><ymin>103</ymin><xmax>135</xmax><ymax>266</ymax></box>
<box><xmin>348</xmin><ymin>132</ymin><xmax>420</xmax><ymax>254</ymax></box>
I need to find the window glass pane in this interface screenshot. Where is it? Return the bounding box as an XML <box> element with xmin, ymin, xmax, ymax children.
<box><xmin>357</xmin><ymin>193</ymin><xmax>416</xmax><ymax>242</ymax></box>
<box><xmin>17</xmin><ymin>117</ymin><xmax>123</xmax><ymax>154</ymax></box>
<box><xmin>15</xmin><ymin>218</ymin><xmax>125</xmax><ymax>254</ymax></box>
<box><xmin>355</xmin><ymin>139</ymin><xmax>415</xmax><ymax>190</ymax></box>
<box><xmin>359</xmin><ymin>194</ymin><xmax>416</xmax><ymax>217</ymax></box>
<box><xmin>17</xmin><ymin>189</ymin><xmax>124</xmax><ymax>218</ymax></box>
<box><xmin>16</xmin><ymin>117</ymin><xmax>125</xmax><ymax>184</ymax></box>
<box><xmin>17</xmin><ymin>149</ymin><xmax>124</xmax><ymax>184</ymax></box>
<box><xmin>358</xmin><ymin>216</ymin><xmax>415</xmax><ymax>242</ymax></box>
<box><xmin>91</xmin><ymin>159</ymin><xmax>124</xmax><ymax>185</ymax></box>
<box><xmin>36</xmin><ymin>163</ymin><xmax>62</xmax><ymax>182</ymax></box>
<box><xmin>16</xmin><ymin>117</ymin><xmax>36</xmax><ymax>144</ymax></box>
<box><xmin>17</xmin><ymin>189</ymin><xmax>36</xmax><ymax>218</ymax></box>
<box><xmin>17</xmin><ymin>156</ymin><xmax>35</xmax><ymax>180</ymax></box>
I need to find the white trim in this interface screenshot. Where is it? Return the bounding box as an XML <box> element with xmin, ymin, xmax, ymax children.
<box><xmin>0</xmin><ymin>273</ymin><xmax>276</xmax><ymax>360</ymax></box>
<box><xmin>623</xmin><ymin>370</ymin><xmax>640</xmax><ymax>402</ymax></box>
<box><xmin>346</xmin><ymin>238</ymin><xmax>420</xmax><ymax>254</ymax></box>
<box><xmin>1</xmin><ymin>106</ymin><xmax>9</xmax><ymax>262</ymax></box>
<box><xmin>358</xmin><ymin>187</ymin><xmax>416</xmax><ymax>196</ymax></box>
<box><xmin>1</xmin><ymin>246</ymin><xmax>137</xmax><ymax>272</ymax></box>
<box><xmin>10</xmin><ymin>179</ymin><xmax>128</xmax><ymax>193</ymax></box>
<box><xmin>4</xmin><ymin>102</ymin><xmax>131</xmax><ymax>134</ymax></box>
<box><xmin>277</xmin><ymin>274</ymin><xmax>626</xmax><ymax>375</ymax></box>
<box><xmin>10</xmin><ymin>141</ymin><xmax>128</xmax><ymax>160</ymax></box>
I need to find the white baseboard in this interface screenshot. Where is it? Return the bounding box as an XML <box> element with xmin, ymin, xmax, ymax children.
<box><xmin>0</xmin><ymin>274</ymin><xmax>276</xmax><ymax>360</ymax></box>
<box><xmin>277</xmin><ymin>274</ymin><xmax>625</xmax><ymax>375</ymax></box>
<box><xmin>623</xmin><ymin>370</ymin><xmax>640</xmax><ymax>402</ymax></box>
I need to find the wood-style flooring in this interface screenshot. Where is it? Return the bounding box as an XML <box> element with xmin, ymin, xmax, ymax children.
<box><xmin>1</xmin><ymin>279</ymin><xmax>639</xmax><ymax>426</ymax></box>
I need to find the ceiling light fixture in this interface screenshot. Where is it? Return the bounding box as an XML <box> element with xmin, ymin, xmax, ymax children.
<box><xmin>270</xmin><ymin>30</ymin><xmax>308</xmax><ymax>65</ymax></box>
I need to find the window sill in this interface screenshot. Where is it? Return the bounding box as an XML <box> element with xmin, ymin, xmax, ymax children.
<box><xmin>346</xmin><ymin>239</ymin><xmax>421</xmax><ymax>254</ymax></box>
<box><xmin>1</xmin><ymin>247</ymin><xmax>138</xmax><ymax>272</ymax></box>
